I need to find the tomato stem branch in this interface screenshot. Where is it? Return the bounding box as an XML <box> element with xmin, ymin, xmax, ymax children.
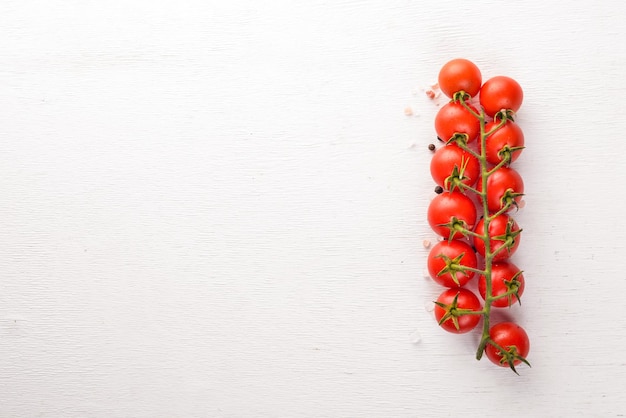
<box><xmin>486</xmin><ymin>156</ymin><xmax>511</xmax><ymax>176</ymax></box>
<box><xmin>455</xmin><ymin>139</ymin><xmax>481</xmax><ymax>160</ymax></box>
<box><xmin>459</xmin><ymin>183</ymin><xmax>481</xmax><ymax>196</ymax></box>
<box><xmin>457</xmin><ymin>93</ymin><xmax>482</xmax><ymax>119</ymax></box>
<box><xmin>458</xmin><ymin>266</ymin><xmax>488</xmax><ymax>276</ymax></box>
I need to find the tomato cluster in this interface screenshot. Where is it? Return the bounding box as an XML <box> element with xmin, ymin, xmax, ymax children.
<box><xmin>426</xmin><ymin>59</ymin><xmax>530</xmax><ymax>373</ymax></box>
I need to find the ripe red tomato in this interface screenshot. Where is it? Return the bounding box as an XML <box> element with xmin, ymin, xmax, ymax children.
<box><xmin>479</xmin><ymin>76</ymin><xmax>523</xmax><ymax>117</ymax></box>
<box><xmin>434</xmin><ymin>288</ymin><xmax>482</xmax><ymax>333</ymax></box>
<box><xmin>478</xmin><ymin>261</ymin><xmax>525</xmax><ymax>307</ymax></box>
<box><xmin>427</xmin><ymin>191</ymin><xmax>477</xmax><ymax>239</ymax></box>
<box><xmin>438</xmin><ymin>58</ymin><xmax>482</xmax><ymax>98</ymax></box>
<box><xmin>427</xmin><ymin>240</ymin><xmax>478</xmax><ymax>287</ymax></box>
<box><xmin>484</xmin><ymin>121</ymin><xmax>525</xmax><ymax>165</ymax></box>
<box><xmin>485</xmin><ymin>322</ymin><xmax>530</xmax><ymax>368</ymax></box>
<box><xmin>472</xmin><ymin>214</ymin><xmax>521</xmax><ymax>261</ymax></box>
<box><xmin>434</xmin><ymin>102</ymin><xmax>480</xmax><ymax>143</ymax></box>
<box><xmin>477</xmin><ymin>167</ymin><xmax>524</xmax><ymax>213</ymax></box>
<box><xmin>430</xmin><ymin>144</ymin><xmax>480</xmax><ymax>190</ymax></box>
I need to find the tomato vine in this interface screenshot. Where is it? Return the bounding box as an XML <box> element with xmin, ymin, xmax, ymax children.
<box><xmin>426</xmin><ymin>59</ymin><xmax>530</xmax><ymax>374</ymax></box>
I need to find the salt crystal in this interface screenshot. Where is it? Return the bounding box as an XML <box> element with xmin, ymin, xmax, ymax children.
<box><xmin>410</xmin><ymin>329</ymin><xmax>422</xmax><ymax>344</ymax></box>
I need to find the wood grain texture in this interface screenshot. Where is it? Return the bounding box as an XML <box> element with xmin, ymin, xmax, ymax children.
<box><xmin>1</xmin><ymin>0</ymin><xmax>626</xmax><ymax>417</ymax></box>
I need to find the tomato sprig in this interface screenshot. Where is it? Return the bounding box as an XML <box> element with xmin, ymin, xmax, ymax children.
<box><xmin>426</xmin><ymin>59</ymin><xmax>530</xmax><ymax>373</ymax></box>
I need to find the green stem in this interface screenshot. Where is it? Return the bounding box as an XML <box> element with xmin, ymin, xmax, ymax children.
<box><xmin>490</xmin><ymin>238</ymin><xmax>514</xmax><ymax>259</ymax></box>
<box><xmin>456</xmin><ymin>97</ymin><xmax>522</xmax><ymax>366</ymax></box>
<box><xmin>454</xmin><ymin>227</ymin><xmax>483</xmax><ymax>240</ymax></box>
<box><xmin>459</xmin><ymin>266</ymin><xmax>488</xmax><ymax>276</ymax></box>
<box><xmin>459</xmin><ymin>183</ymin><xmax>481</xmax><ymax>196</ymax></box>
<box><xmin>486</xmin><ymin>156</ymin><xmax>511</xmax><ymax>176</ymax></box>
<box><xmin>488</xmin><ymin>202</ymin><xmax>514</xmax><ymax>221</ymax></box>
<box><xmin>487</xmin><ymin>286</ymin><xmax>519</xmax><ymax>303</ymax></box>
<box><xmin>461</xmin><ymin>309</ymin><xmax>489</xmax><ymax>316</ymax></box>
<box><xmin>456</xmin><ymin>93</ymin><xmax>482</xmax><ymax>119</ymax></box>
<box><xmin>484</xmin><ymin>116</ymin><xmax>508</xmax><ymax>137</ymax></box>
<box><xmin>458</xmin><ymin>95</ymin><xmax>495</xmax><ymax>362</ymax></box>
<box><xmin>455</xmin><ymin>140</ymin><xmax>481</xmax><ymax>160</ymax></box>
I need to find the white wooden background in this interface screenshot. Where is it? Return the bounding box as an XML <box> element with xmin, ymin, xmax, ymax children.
<box><xmin>2</xmin><ymin>1</ymin><xmax>626</xmax><ymax>417</ymax></box>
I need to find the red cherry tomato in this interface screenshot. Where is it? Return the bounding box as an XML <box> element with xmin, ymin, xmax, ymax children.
<box><xmin>430</xmin><ymin>144</ymin><xmax>480</xmax><ymax>190</ymax></box>
<box><xmin>484</xmin><ymin>121</ymin><xmax>525</xmax><ymax>165</ymax></box>
<box><xmin>479</xmin><ymin>76</ymin><xmax>523</xmax><ymax>117</ymax></box>
<box><xmin>427</xmin><ymin>240</ymin><xmax>478</xmax><ymax>287</ymax></box>
<box><xmin>434</xmin><ymin>288</ymin><xmax>482</xmax><ymax>333</ymax></box>
<box><xmin>472</xmin><ymin>214</ymin><xmax>521</xmax><ymax>261</ymax></box>
<box><xmin>477</xmin><ymin>167</ymin><xmax>524</xmax><ymax>213</ymax></box>
<box><xmin>434</xmin><ymin>102</ymin><xmax>480</xmax><ymax>143</ymax></box>
<box><xmin>438</xmin><ymin>58</ymin><xmax>482</xmax><ymax>98</ymax></box>
<box><xmin>427</xmin><ymin>191</ymin><xmax>477</xmax><ymax>239</ymax></box>
<box><xmin>478</xmin><ymin>261</ymin><xmax>525</xmax><ymax>307</ymax></box>
<box><xmin>485</xmin><ymin>322</ymin><xmax>530</xmax><ymax>368</ymax></box>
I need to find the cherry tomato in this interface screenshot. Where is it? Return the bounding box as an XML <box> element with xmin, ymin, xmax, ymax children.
<box><xmin>430</xmin><ymin>144</ymin><xmax>480</xmax><ymax>190</ymax></box>
<box><xmin>427</xmin><ymin>191</ymin><xmax>477</xmax><ymax>239</ymax></box>
<box><xmin>438</xmin><ymin>58</ymin><xmax>482</xmax><ymax>98</ymax></box>
<box><xmin>484</xmin><ymin>121</ymin><xmax>525</xmax><ymax>165</ymax></box>
<box><xmin>472</xmin><ymin>214</ymin><xmax>521</xmax><ymax>261</ymax></box>
<box><xmin>479</xmin><ymin>76</ymin><xmax>523</xmax><ymax>117</ymax></box>
<box><xmin>434</xmin><ymin>102</ymin><xmax>480</xmax><ymax>143</ymax></box>
<box><xmin>427</xmin><ymin>240</ymin><xmax>478</xmax><ymax>287</ymax></box>
<box><xmin>434</xmin><ymin>288</ymin><xmax>482</xmax><ymax>333</ymax></box>
<box><xmin>478</xmin><ymin>261</ymin><xmax>525</xmax><ymax>307</ymax></box>
<box><xmin>477</xmin><ymin>167</ymin><xmax>524</xmax><ymax>213</ymax></box>
<box><xmin>485</xmin><ymin>322</ymin><xmax>530</xmax><ymax>368</ymax></box>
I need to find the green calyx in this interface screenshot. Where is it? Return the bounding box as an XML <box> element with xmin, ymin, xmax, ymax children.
<box><xmin>446</xmin><ymin>132</ymin><xmax>470</xmax><ymax>147</ymax></box>
<box><xmin>444</xmin><ymin>156</ymin><xmax>473</xmax><ymax>192</ymax></box>
<box><xmin>451</xmin><ymin>90</ymin><xmax>471</xmax><ymax>103</ymax></box>
<box><xmin>435</xmin><ymin>252</ymin><xmax>474</xmax><ymax>286</ymax></box>
<box><xmin>491</xmin><ymin>219</ymin><xmax>522</xmax><ymax>257</ymax></box>
<box><xmin>499</xmin><ymin>189</ymin><xmax>524</xmax><ymax>212</ymax></box>
<box><xmin>493</xmin><ymin>109</ymin><xmax>516</xmax><ymax>123</ymax></box>
<box><xmin>497</xmin><ymin>145</ymin><xmax>525</xmax><ymax>165</ymax></box>
<box><xmin>486</xmin><ymin>340</ymin><xmax>531</xmax><ymax>375</ymax></box>
<box><xmin>438</xmin><ymin>216</ymin><xmax>471</xmax><ymax>241</ymax></box>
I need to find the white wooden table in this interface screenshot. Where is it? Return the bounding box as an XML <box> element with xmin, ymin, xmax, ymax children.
<box><xmin>2</xmin><ymin>1</ymin><xmax>625</xmax><ymax>416</ymax></box>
